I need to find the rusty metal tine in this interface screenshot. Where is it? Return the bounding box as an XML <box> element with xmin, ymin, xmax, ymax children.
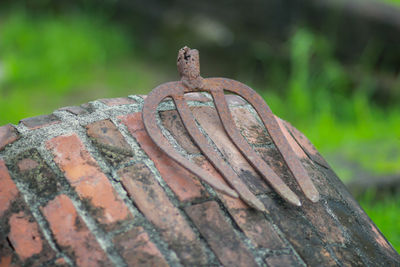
<box><xmin>210</xmin><ymin>87</ymin><xmax>302</xmax><ymax>206</ymax></box>
<box><xmin>210</xmin><ymin>78</ymin><xmax>320</xmax><ymax>203</ymax></box>
<box><xmin>142</xmin><ymin>82</ymin><xmax>239</xmax><ymax>198</ymax></box>
<box><xmin>172</xmin><ymin>90</ymin><xmax>266</xmax><ymax>212</ymax></box>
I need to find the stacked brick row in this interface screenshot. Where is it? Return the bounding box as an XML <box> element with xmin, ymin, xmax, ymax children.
<box><xmin>0</xmin><ymin>94</ymin><xmax>399</xmax><ymax>266</ymax></box>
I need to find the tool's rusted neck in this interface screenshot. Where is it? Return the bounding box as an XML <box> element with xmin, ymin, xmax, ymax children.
<box><xmin>177</xmin><ymin>46</ymin><xmax>205</xmax><ymax>90</ymax></box>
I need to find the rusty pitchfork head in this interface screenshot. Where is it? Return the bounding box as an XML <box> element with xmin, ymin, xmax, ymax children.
<box><xmin>142</xmin><ymin>46</ymin><xmax>320</xmax><ymax>212</ymax></box>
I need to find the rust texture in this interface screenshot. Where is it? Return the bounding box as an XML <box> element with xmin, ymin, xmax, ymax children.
<box><xmin>142</xmin><ymin>46</ymin><xmax>319</xmax><ymax>211</ymax></box>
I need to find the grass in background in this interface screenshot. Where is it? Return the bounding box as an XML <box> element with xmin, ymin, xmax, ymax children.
<box><xmin>0</xmin><ymin>11</ymin><xmax>161</xmax><ymax>125</ymax></box>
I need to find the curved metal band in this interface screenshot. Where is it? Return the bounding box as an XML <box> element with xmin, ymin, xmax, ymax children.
<box><xmin>208</xmin><ymin>78</ymin><xmax>320</xmax><ymax>203</ymax></box>
<box><xmin>142</xmin><ymin>81</ymin><xmax>239</xmax><ymax>199</ymax></box>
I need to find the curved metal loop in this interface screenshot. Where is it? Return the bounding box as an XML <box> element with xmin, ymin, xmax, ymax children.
<box><xmin>142</xmin><ymin>47</ymin><xmax>320</xmax><ymax>211</ymax></box>
<box><xmin>207</xmin><ymin>78</ymin><xmax>320</xmax><ymax>203</ymax></box>
<box><xmin>142</xmin><ymin>81</ymin><xmax>239</xmax><ymax>199</ymax></box>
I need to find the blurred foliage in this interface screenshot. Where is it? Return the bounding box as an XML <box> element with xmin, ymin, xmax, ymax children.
<box><xmin>0</xmin><ymin>11</ymin><xmax>163</xmax><ymax>124</ymax></box>
<box><xmin>360</xmin><ymin>191</ymin><xmax>400</xmax><ymax>252</ymax></box>
<box><xmin>0</xmin><ymin>7</ymin><xmax>399</xmax><ymax>252</ymax></box>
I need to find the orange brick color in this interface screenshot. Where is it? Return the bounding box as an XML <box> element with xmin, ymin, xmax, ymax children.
<box><xmin>0</xmin><ymin>94</ymin><xmax>398</xmax><ymax>266</ymax></box>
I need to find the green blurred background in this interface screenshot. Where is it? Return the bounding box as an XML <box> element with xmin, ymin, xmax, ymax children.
<box><xmin>0</xmin><ymin>0</ymin><xmax>399</xmax><ymax>251</ymax></box>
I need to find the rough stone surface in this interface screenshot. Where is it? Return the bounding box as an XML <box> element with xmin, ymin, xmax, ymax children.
<box><xmin>20</xmin><ymin>114</ymin><xmax>60</xmax><ymax>129</ymax></box>
<box><xmin>0</xmin><ymin>94</ymin><xmax>397</xmax><ymax>266</ymax></box>
<box><xmin>0</xmin><ymin>124</ymin><xmax>19</xmax><ymax>151</ymax></box>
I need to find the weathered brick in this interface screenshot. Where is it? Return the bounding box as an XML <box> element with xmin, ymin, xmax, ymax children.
<box><xmin>8</xmin><ymin>211</ymin><xmax>44</xmax><ymax>260</ymax></box>
<box><xmin>261</xmin><ymin>195</ymin><xmax>338</xmax><ymax>266</ymax></box>
<box><xmin>225</xmin><ymin>94</ymin><xmax>247</xmax><ymax>105</ymax></box>
<box><xmin>185</xmin><ymin>201</ymin><xmax>258</xmax><ymax>267</ymax></box>
<box><xmin>230</xmin><ymin>107</ymin><xmax>272</xmax><ymax>146</ymax></box>
<box><xmin>113</xmin><ymin>226</ymin><xmax>169</xmax><ymax>267</ymax></box>
<box><xmin>330</xmin><ymin>246</ymin><xmax>365</xmax><ymax>267</ymax></box>
<box><xmin>328</xmin><ymin>199</ymin><xmax>399</xmax><ymax>265</ymax></box>
<box><xmin>14</xmin><ymin>149</ymin><xmax>60</xmax><ymax>199</ymax></box>
<box><xmin>184</xmin><ymin>92</ymin><xmax>210</xmax><ymax>102</ymax></box>
<box><xmin>159</xmin><ymin>110</ymin><xmax>200</xmax><ymax>154</ymax></box>
<box><xmin>0</xmin><ymin>124</ymin><xmax>19</xmax><ymax>151</ymax></box>
<box><xmin>99</xmin><ymin>97</ymin><xmax>136</xmax><ymax>106</ymax></box>
<box><xmin>58</xmin><ymin>105</ymin><xmax>89</xmax><ymax>116</ymax></box>
<box><xmin>46</xmin><ymin>134</ymin><xmax>131</xmax><ymax>228</ymax></box>
<box><xmin>265</xmin><ymin>254</ymin><xmax>300</xmax><ymax>267</ymax></box>
<box><xmin>86</xmin><ymin>120</ymin><xmax>133</xmax><ymax>167</ymax></box>
<box><xmin>117</xmin><ymin>162</ymin><xmax>208</xmax><ymax>266</ymax></box>
<box><xmin>41</xmin><ymin>194</ymin><xmax>111</xmax><ymax>267</ymax></box>
<box><xmin>284</xmin><ymin>120</ymin><xmax>330</xmax><ymax>168</ymax></box>
<box><xmin>0</xmin><ymin>160</ymin><xmax>19</xmax><ymax>217</ymax></box>
<box><xmin>301</xmin><ymin>201</ymin><xmax>346</xmax><ymax>244</ymax></box>
<box><xmin>193</xmin><ymin>156</ymin><xmax>285</xmax><ymax>250</ymax></box>
<box><xmin>20</xmin><ymin>114</ymin><xmax>60</xmax><ymax>130</ymax></box>
<box><xmin>191</xmin><ymin>106</ymin><xmax>271</xmax><ymax>194</ymax></box>
<box><xmin>121</xmin><ymin>113</ymin><xmax>208</xmax><ymax>202</ymax></box>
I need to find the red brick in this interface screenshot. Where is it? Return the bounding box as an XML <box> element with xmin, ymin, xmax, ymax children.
<box><xmin>54</xmin><ymin>258</ymin><xmax>67</xmax><ymax>266</ymax></box>
<box><xmin>302</xmin><ymin>201</ymin><xmax>346</xmax><ymax>244</ymax></box>
<box><xmin>190</xmin><ymin>106</ymin><xmax>270</xmax><ymax>194</ymax></box>
<box><xmin>8</xmin><ymin>211</ymin><xmax>44</xmax><ymax>260</ymax></box>
<box><xmin>159</xmin><ymin>110</ymin><xmax>200</xmax><ymax>154</ymax></box>
<box><xmin>225</xmin><ymin>94</ymin><xmax>247</xmax><ymax>105</ymax></box>
<box><xmin>193</xmin><ymin>156</ymin><xmax>285</xmax><ymax>249</ymax></box>
<box><xmin>261</xmin><ymin>196</ymin><xmax>338</xmax><ymax>266</ymax></box>
<box><xmin>113</xmin><ymin>226</ymin><xmax>169</xmax><ymax>267</ymax></box>
<box><xmin>330</xmin><ymin>246</ymin><xmax>365</xmax><ymax>267</ymax></box>
<box><xmin>46</xmin><ymin>134</ymin><xmax>131</xmax><ymax>228</ymax></box>
<box><xmin>99</xmin><ymin>97</ymin><xmax>136</xmax><ymax>106</ymax></box>
<box><xmin>17</xmin><ymin>158</ymin><xmax>39</xmax><ymax>172</ymax></box>
<box><xmin>58</xmin><ymin>106</ymin><xmax>89</xmax><ymax>116</ymax></box>
<box><xmin>185</xmin><ymin>201</ymin><xmax>258</xmax><ymax>267</ymax></box>
<box><xmin>230</xmin><ymin>107</ymin><xmax>272</xmax><ymax>146</ymax></box>
<box><xmin>0</xmin><ymin>160</ymin><xmax>19</xmax><ymax>217</ymax></box>
<box><xmin>265</xmin><ymin>254</ymin><xmax>299</xmax><ymax>266</ymax></box>
<box><xmin>121</xmin><ymin>113</ymin><xmax>208</xmax><ymax>202</ymax></box>
<box><xmin>184</xmin><ymin>92</ymin><xmax>210</xmax><ymax>102</ymax></box>
<box><xmin>20</xmin><ymin>114</ymin><xmax>60</xmax><ymax>130</ymax></box>
<box><xmin>0</xmin><ymin>124</ymin><xmax>19</xmax><ymax>151</ymax></box>
<box><xmin>117</xmin><ymin>162</ymin><xmax>208</xmax><ymax>265</ymax></box>
<box><xmin>41</xmin><ymin>194</ymin><xmax>111</xmax><ymax>267</ymax></box>
<box><xmin>86</xmin><ymin>120</ymin><xmax>133</xmax><ymax>166</ymax></box>
<box><xmin>0</xmin><ymin>255</ymin><xmax>13</xmax><ymax>267</ymax></box>
<box><xmin>284</xmin><ymin>120</ymin><xmax>329</xmax><ymax>168</ymax></box>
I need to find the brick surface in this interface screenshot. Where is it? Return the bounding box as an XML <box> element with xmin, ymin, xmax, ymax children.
<box><xmin>86</xmin><ymin>119</ymin><xmax>134</xmax><ymax>167</ymax></box>
<box><xmin>330</xmin><ymin>246</ymin><xmax>365</xmax><ymax>267</ymax></box>
<box><xmin>230</xmin><ymin>107</ymin><xmax>272</xmax><ymax>146</ymax></box>
<box><xmin>184</xmin><ymin>92</ymin><xmax>211</xmax><ymax>102</ymax></box>
<box><xmin>58</xmin><ymin>105</ymin><xmax>89</xmax><ymax>116</ymax></box>
<box><xmin>46</xmin><ymin>134</ymin><xmax>131</xmax><ymax>228</ymax></box>
<box><xmin>121</xmin><ymin>113</ymin><xmax>208</xmax><ymax>202</ymax></box>
<box><xmin>14</xmin><ymin>149</ymin><xmax>60</xmax><ymax>199</ymax></box>
<box><xmin>99</xmin><ymin>97</ymin><xmax>136</xmax><ymax>106</ymax></box>
<box><xmin>284</xmin><ymin>120</ymin><xmax>330</xmax><ymax>168</ymax></box>
<box><xmin>159</xmin><ymin>110</ymin><xmax>200</xmax><ymax>154</ymax></box>
<box><xmin>8</xmin><ymin>211</ymin><xmax>44</xmax><ymax>260</ymax></box>
<box><xmin>41</xmin><ymin>194</ymin><xmax>111</xmax><ymax>267</ymax></box>
<box><xmin>185</xmin><ymin>201</ymin><xmax>258</xmax><ymax>267</ymax></box>
<box><xmin>0</xmin><ymin>124</ymin><xmax>19</xmax><ymax>151</ymax></box>
<box><xmin>113</xmin><ymin>226</ymin><xmax>169</xmax><ymax>267</ymax></box>
<box><xmin>0</xmin><ymin>160</ymin><xmax>19</xmax><ymax>217</ymax></box>
<box><xmin>261</xmin><ymin>195</ymin><xmax>338</xmax><ymax>266</ymax></box>
<box><xmin>193</xmin><ymin>156</ymin><xmax>285</xmax><ymax>250</ymax></box>
<box><xmin>191</xmin><ymin>106</ymin><xmax>271</xmax><ymax>194</ymax></box>
<box><xmin>20</xmin><ymin>114</ymin><xmax>60</xmax><ymax>129</ymax></box>
<box><xmin>225</xmin><ymin>94</ymin><xmax>247</xmax><ymax>105</ymax></box>
<box><xmin>265</xmin><ymin>254</ymin><xmax>300</xmax><ymax>267</ymax></box>
<box><xmin>117</xmin><ymin>162</ymin><xmax>208</xmax><ymax>265</ymax></box>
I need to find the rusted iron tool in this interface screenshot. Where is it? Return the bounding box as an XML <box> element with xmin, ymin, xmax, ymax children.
<box><xmin>142</xmin><ymin>46</ymin><xmax>319</xmax><ymax>211</ymax></box>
